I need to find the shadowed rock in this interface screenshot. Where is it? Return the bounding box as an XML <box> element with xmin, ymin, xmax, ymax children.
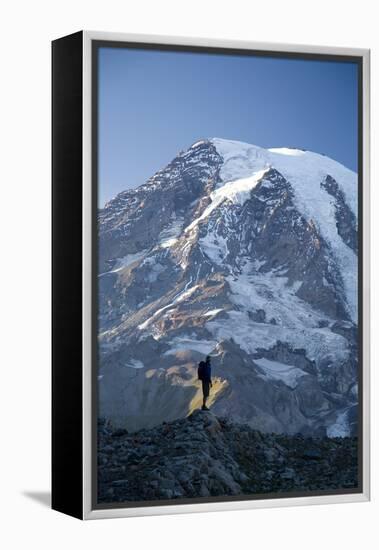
<box><xmin>98</xmin><ymin>411</ymin><xmax>358</xmax><ymax>503</ymax></box>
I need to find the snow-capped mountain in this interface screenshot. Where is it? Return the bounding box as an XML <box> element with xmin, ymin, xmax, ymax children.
<box><xmin>98</xmin><ymin>138</ymin><xmax>358</xmax><ymax>437</ymax></box>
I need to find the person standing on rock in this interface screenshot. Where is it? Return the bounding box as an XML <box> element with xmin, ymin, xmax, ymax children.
<box><xmin>198</xmin><ymin>355</ymin><xmax>212</xmax><ymax>411</ymax></box>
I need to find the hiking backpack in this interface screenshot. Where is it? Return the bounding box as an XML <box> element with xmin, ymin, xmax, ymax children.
<box><xmin>197</xmin><ymin>361</ymin><xmax>206</xmax><ymax>381</ymax></box>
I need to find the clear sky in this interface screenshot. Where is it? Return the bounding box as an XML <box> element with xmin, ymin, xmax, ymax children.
<box><xmin>98</xmin><ymin>46</ymin><xmax>358</xmax><ymax>206</ymax></box>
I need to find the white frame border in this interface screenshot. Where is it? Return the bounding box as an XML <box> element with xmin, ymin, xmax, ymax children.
<box><xmin>82</xmin><ymin>31</ymin><xmax>370</xmax><ymax>520</ymax></box>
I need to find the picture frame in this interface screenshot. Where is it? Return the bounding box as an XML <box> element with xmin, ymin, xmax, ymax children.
<box><xmin>52</xmin><ymin>30</ymin><xmax>370</xmax><ymax>520</ymax></box>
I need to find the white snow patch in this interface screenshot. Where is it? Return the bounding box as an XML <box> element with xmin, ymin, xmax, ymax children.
<box><xmin>211</xmin><ymin>138</ymin><xmax>271</xmax><ymax>183</ymax></box>
<box><xmin>327</xmin><ymin>409</ymin><xmax>350</xmax><ymax>437</ymax></box>
<box><xmin>350</xmin><ymin>383</ymin><xmax>358</xmax><ymax>398</ymax></box>
<box><xmin>160</xmin><ymin>237</ymin><xmax>179</xmax><ymax>248</ymax></box>
<box><xmin>138</xmin><ymin>284</ymin><xmax>200</xmax><ymax>331</ymax></box>
<box><xmin>124</xmin><ymin>359</ymin><xmax>144</xmax><ymax>369</ymax></box>
<box><xmin>204</xmin><ymin>309</ymin><xmax>224</xmax><ymax>317</ymax></box>
<box><xmin>227</xmin><ymin>261</ymin><xmax>327</xmax><ymax>329</ymax></box>
<box><xmin>254</xmin><ymin>357</ymin><xmax>307</xmax><ymax>389</ymax></box>
<box><xmin>206</xmin><ymin>310</ymin><xmax>349</xmax><ymax>366</ymax></box>
<box><xmin>164</xmin><ymin>336</ymin><xmax>217</xmax><ymax>356</ymax></box>
<box><xmin>185</xmin><ymin>168</ymin><xmax>268</xmax><ymax>233</ymax></box>
<box><xmin>157</xmin><ymin>217</ymin><xmax>183</xmax><ymax>249</ymax></box>
<box><xmin>190</xmin><ymin>140</ymin><xmax>206</xmax><ymax>149</ymax></box>
<box><xmin>269</xmin><ymin>147</ymin><xmax>306</xmax><ymax>157</ymax></box>
<box><xmin>212</xmin><ymin>170</ymin><xmax>269</xmax><ymax>206</ymax></box>
<box><xmin>178</xmin><ymin>231</ymin><xmax>198</xmax><ymax>270</ymax></box>
<box><xmin>100</xmin><ymin>250</ymin><xmax>147</xmax><ymax>276</ymax></box>
<box><xmin>200</xmin><ymin>232</ymin><xmax>228</xmax><ymax>265</ymax></box>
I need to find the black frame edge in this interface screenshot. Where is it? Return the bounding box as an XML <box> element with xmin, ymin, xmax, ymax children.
<box><xmin>52</xmin><ymin>30</ymin><xmax>84</xmax><ymax>520</ymax></box>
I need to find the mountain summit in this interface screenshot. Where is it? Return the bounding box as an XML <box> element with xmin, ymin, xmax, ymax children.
<box><xmin>98</xmin><ymin>138</ymin><xmax>358</xmax><ymax>437</ymax></box>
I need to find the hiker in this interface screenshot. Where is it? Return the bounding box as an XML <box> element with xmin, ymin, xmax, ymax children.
<box><xmin>198</xmin><ymin>355</ymin><xmax>212</xmax><ymax>411</ymax></box>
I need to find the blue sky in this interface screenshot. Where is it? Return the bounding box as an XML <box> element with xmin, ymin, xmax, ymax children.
<box><xmin>98</xmin><ymin>47</ymin><xmax>358</xmax><ymax>206</ymax></box>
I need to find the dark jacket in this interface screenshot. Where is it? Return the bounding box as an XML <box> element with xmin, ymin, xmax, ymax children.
<box><xmin>203</xmin><ymin>363</ymin><xmax>211</xmax><ymax>382</ymax></box>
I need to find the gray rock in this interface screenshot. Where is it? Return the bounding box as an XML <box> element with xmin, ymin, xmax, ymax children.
<box><xmin>98</xmin><ymin>411</ymin><xmax>358</xmax><ymax>503</ymax></box>
<box><xmin>302</xmin><ymin>449</ymin><xmax>322</xmax><ymax>460</ymax></box>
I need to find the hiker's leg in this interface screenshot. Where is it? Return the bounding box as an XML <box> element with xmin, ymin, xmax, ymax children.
<box><xmin>202</xmin><ymin>381</ymin><xmax>210</xmax><ymax>409</ymax></box>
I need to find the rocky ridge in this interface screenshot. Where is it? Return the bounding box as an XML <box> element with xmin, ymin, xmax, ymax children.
<box><xmin>98</xmin><ymin>410</ymin><xmax>358</xmax><ymax>503</ymax></box>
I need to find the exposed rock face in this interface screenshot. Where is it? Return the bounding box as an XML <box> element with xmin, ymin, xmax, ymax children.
<box><xmin>98</xmin><ymin>411</ymin><xmax>358</xmax><ymax>503</ymax></box>
<box><xmin>98</xmin><ymin>138</ymin><xmax>358</xmax><ymax>437</ymax></box>
<box><xmin>98</xmin><ymin>140</ymin><xmax>222</xmax><ymax>275</ymax></box>
<box><xmin>321</xmin><ymin>174</ymin><xmax>358</xmax><ymax>253</ymax></box>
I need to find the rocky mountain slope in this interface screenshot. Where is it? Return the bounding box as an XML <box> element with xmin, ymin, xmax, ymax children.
<box><xmin>98</xmin><ymin>138</ymin><xmax>358</xmax><ymax>436</ymax></box>
<box><xmin>98</xmin><ymin>411</ymin><xmax>358</xmax><ymax>503</ymax></box>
